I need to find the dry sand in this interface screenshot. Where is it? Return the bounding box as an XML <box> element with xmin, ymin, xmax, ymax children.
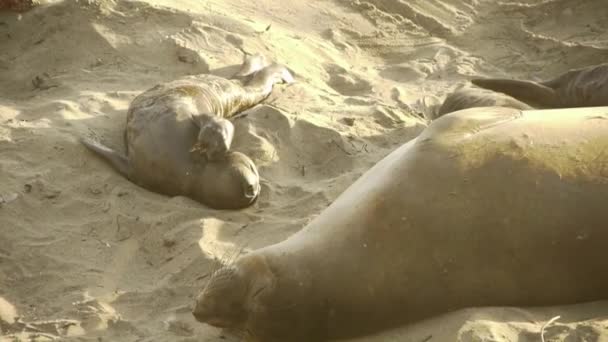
<box><xmin>1</xmin><ymin>0</ymin><xmax>607</xmax><ymax>341</ymax></box>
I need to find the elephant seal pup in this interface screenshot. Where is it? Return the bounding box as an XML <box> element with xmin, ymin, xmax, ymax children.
<box><xmin>193</xmin><ymin>106</ymin><xmax>608</xmax><ymax>340</ymax></box>
<box><xmin>143</xmin><ymin>55</ymin><xmax>293</xmax><ymax>160</ymax></box>
<box><xmin>471</xmin><ymin>63</ymin><xmax>608</xmax><ymax>108</ymax></box>
<box><xmin>431</xmin><ymin>85</ymin><xmax>532</xmax><ymax>120</ymax></box>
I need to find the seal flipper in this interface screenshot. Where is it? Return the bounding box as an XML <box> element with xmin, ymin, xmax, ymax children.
<box><xmin>471</xmin><ymin>78</ymin><xmax>558</xmax><ymax>108</ymax></box>
<box><xmin>232</xmin><ymin>53</ymin><xmax>269</xmax><ymax>78</ymax></box>
<box><xmin>80</xmin><ymin>137</ymin><xmax>131</xmax><ymax>178</ymax></box>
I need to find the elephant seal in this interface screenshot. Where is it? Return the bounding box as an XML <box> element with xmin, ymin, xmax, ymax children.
<box><xmin>429</xmin><ymin>85</ymin><xmax>532</xmax><ymax>120</ymax></box>
<box><xmin>79</xmin><ymin>56</ymin><xmax>293</xmax><ymax>209</ymax></box>
<box><xmin>193</xmin><ymin>106</ymin><xmax>608</xmax><ymax>340</ymax></box>
<box><xmin>471</xmin><ymin>63</ymin><xmax>608</xmax><ymax>108</ymax></box>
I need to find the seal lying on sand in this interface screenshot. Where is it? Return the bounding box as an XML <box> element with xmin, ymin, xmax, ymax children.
<box><xmin>81</xmin><ymin>56</ymin><xmax>292</xmax><ymax>209</ymax></box>
<box><xmin>429</xmin><ymin>85</ymin><xmax>532</xmax><ymax>120</ymax></box>
<box><xmin>193</xmin><ymin>106</ymin><xmax>608</xmax><ymax>340</ymax></box>
<box><xmin>472</xmin><ymin>63</ymin><xmax>608</xmax><ymax>108</ymax></box>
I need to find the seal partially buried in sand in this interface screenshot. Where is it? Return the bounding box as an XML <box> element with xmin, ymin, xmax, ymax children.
<box><xmin>193</xmin><ymin>106</ymin><xmax>608</xmax><ymax>340</ymax></box>
<box><xmin>81</xmin><ymin>55</ymin><xmax>293</xmax><ymax>209</ymax></box>
<box><xmin>472</xmin><ymin>63</ymin><xmax>608</xmax><ymax>108</ymax></box>
<box><xmin>427</xmin><ymin>85</ymin><xmax>532</xmax><ymax>120</ymax></box>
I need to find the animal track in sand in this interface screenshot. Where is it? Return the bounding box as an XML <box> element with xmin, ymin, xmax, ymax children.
<box><xmin>324</xmin><ymin>63</ymin><xmax>373</xmax><ymax>96</ymax></box>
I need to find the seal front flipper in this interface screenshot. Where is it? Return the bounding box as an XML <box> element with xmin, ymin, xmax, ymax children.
<box><xmin>80</xmin><ymin>137</ymin><xmax>131</xmax><ymax>178</ymax></box>
<box><xmin>471</xmin><ymin>78</ymin><xmax>558</xmax><ymax>108</ymax></box>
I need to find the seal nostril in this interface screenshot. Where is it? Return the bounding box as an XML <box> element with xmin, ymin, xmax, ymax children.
<box><xmin>245</xmin><ymin>184</ymin><xmax>256</xmax><ymax>197</ymax></box>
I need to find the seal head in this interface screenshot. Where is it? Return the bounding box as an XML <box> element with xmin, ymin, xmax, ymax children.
<box><xmin>194</xmin><ymin>151</ymin><xmax>261</xmax><ymax>209</ymax></box>
<box><xmin>193</xmin><ymin>266</ymin><xmax>249</xmax><ymax>328</ymax></box>
<box><xmin>193</xmin><ymin>256</ymin><xmax>275</xmax><ymax>330</ymax></box>
<box><xmin>190</xmin><ymin>114</ymin><xmax>235</xmax><ymax>161</ymax></box>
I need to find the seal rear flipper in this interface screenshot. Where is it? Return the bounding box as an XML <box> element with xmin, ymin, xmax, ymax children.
<box><xmin>233</xmin><ymin>53</ymin><xmax>269</xmax><ymax>78</ymax></box>
<box><xmin>471</xmin><ymin>78</ymin><xmax>558</xmax><ymax>108</ymax></box>
<box><xmin>80</xmin><ymin>137</ymin><xmax>131</xmax><ymax>178</ymax></box>
<box><xmin>415</xmin><ymin>95</ymin><xmax>442</xmax><ymax>121</ymax></box>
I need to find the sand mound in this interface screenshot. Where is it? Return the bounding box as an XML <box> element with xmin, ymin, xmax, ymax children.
<box><xmin>1</xmin><ymin>0</ymin><xmax>606</xmax><ymax>341</ymax></box>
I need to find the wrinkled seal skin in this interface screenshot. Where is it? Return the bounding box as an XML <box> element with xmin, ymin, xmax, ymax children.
<box><xmin>193</xmin><ymin>106</ymin><xmax>608</xmax><ymax>340</ymax></box>
<box><xmin>79</xmin><ymin>55</ymin><xmax>296</xmax><ymax>209</ymax></box>
<box><xmin>432</xmin><ymin>86</ymin><xmax>532</xmax><ymax>120</ymax></box>
<box><xmin>471</xmin><ymin>63</ymin><xmax>608</xmax><ymax>108</ymax></box>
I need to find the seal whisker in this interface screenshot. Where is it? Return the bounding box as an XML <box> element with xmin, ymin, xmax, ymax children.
<box><xmin>540</xmin><ymin>315</ymin><xmax>561</xmax><ymax>342</ymax></box>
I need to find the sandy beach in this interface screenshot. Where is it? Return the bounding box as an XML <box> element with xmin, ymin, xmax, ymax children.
<box><xmin>1</xmin><ymin>0</ymin><xmax>607</xmax><ymax>340</ymax></box>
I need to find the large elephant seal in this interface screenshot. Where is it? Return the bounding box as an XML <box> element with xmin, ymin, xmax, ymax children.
<box><xmin>429</xmin><ymin>85</ymin><xmax>532</xmax><ymax>120</ymax></box>
<box><xmin>80</xmin><ymin>56</ymin><xmax>294</xmax><ymax>209</ymax></box>
<box><xmin>471</xmin><ymin>63</ymin><xmax>608</xmax><ymax>108</ymax></box>
<box><xmin>192</xmin><ymin>106</ymin><xmax>608</xmax><ymax>340</ymax></box>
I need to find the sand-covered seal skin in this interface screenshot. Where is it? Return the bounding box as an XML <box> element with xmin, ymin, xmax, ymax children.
<box><xmin>193</xmin><ymin>106</ymin><xmax>608</xmax><ymax>340</ymax></box>
<box><xmin>432</xmin><ymin>85</ymin><xmax>532</xmax><ymax>120</ymax></box>
<box><xmin>471</xmin><ymin>63</ymin><xmax>608</xmax><ymax>109</ymax></box>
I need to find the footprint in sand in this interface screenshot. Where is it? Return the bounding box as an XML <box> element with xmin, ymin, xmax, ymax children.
<box><xmin>321</xmin><ymin>28</ymin><xmax>360</xmax><ymax>54</ymax></box>
<box><xmin>166</xmin><ymin>25</ymin><xmax>213</xmax><ymax>71</ymax></box>
<box><xmin>0</xmin><ymin>295</ymin><xmax>86</xmax><ymax>340</ymax></box>
<box><xmin>380</xmin><ymin>65</ymin><xmax>426</xmax><ymax>82</ymax></box>
<box><xmin>324</xmin><ymin>64</ymin><xmax>373</xmax><ymax>96</ymax></box>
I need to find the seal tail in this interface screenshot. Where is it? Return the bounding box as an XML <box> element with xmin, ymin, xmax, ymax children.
<box><xmin>80</xmin><ymin>137</ymin><xmax>131</xmax><ymax>178</ymax></box>
<box><xmin>471</xmin><ymin>78</ymin><xmax>558</xmax><ymax>108</ymax></box>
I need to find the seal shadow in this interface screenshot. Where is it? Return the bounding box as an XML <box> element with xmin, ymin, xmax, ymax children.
<box><xmin>345</xmin><ymin>301</ymin><xmax>608</xmax><ymax>342</ymax></box>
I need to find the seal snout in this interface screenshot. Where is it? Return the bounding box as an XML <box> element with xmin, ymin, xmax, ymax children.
<box><xmin>192</xmin><ymin>266</ymin><xmax>251</xmax><ymax>330</ymax></box>
<box><xmin>192</xmin><ymin>293</ymin><xmax>219</xmax><ymax>325</ymax></box>
<box><xmin>191</xmin><ymin>303</ymin><xmax>207</xmax><ymax>323</ymax></box>
<box><xmin>192</xmin><ymin>308</ymin><xmax>231</xmax><ymax>329</ymax></box>
<box><xmin>192</xmin><ymin>304</ymin><xmax>216</xmax><ymax>325</ymax></box>
<box><xmin>244</xmin><ymin>182</ymin><xmax>260</xmax><ymax>199</ymax></box>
